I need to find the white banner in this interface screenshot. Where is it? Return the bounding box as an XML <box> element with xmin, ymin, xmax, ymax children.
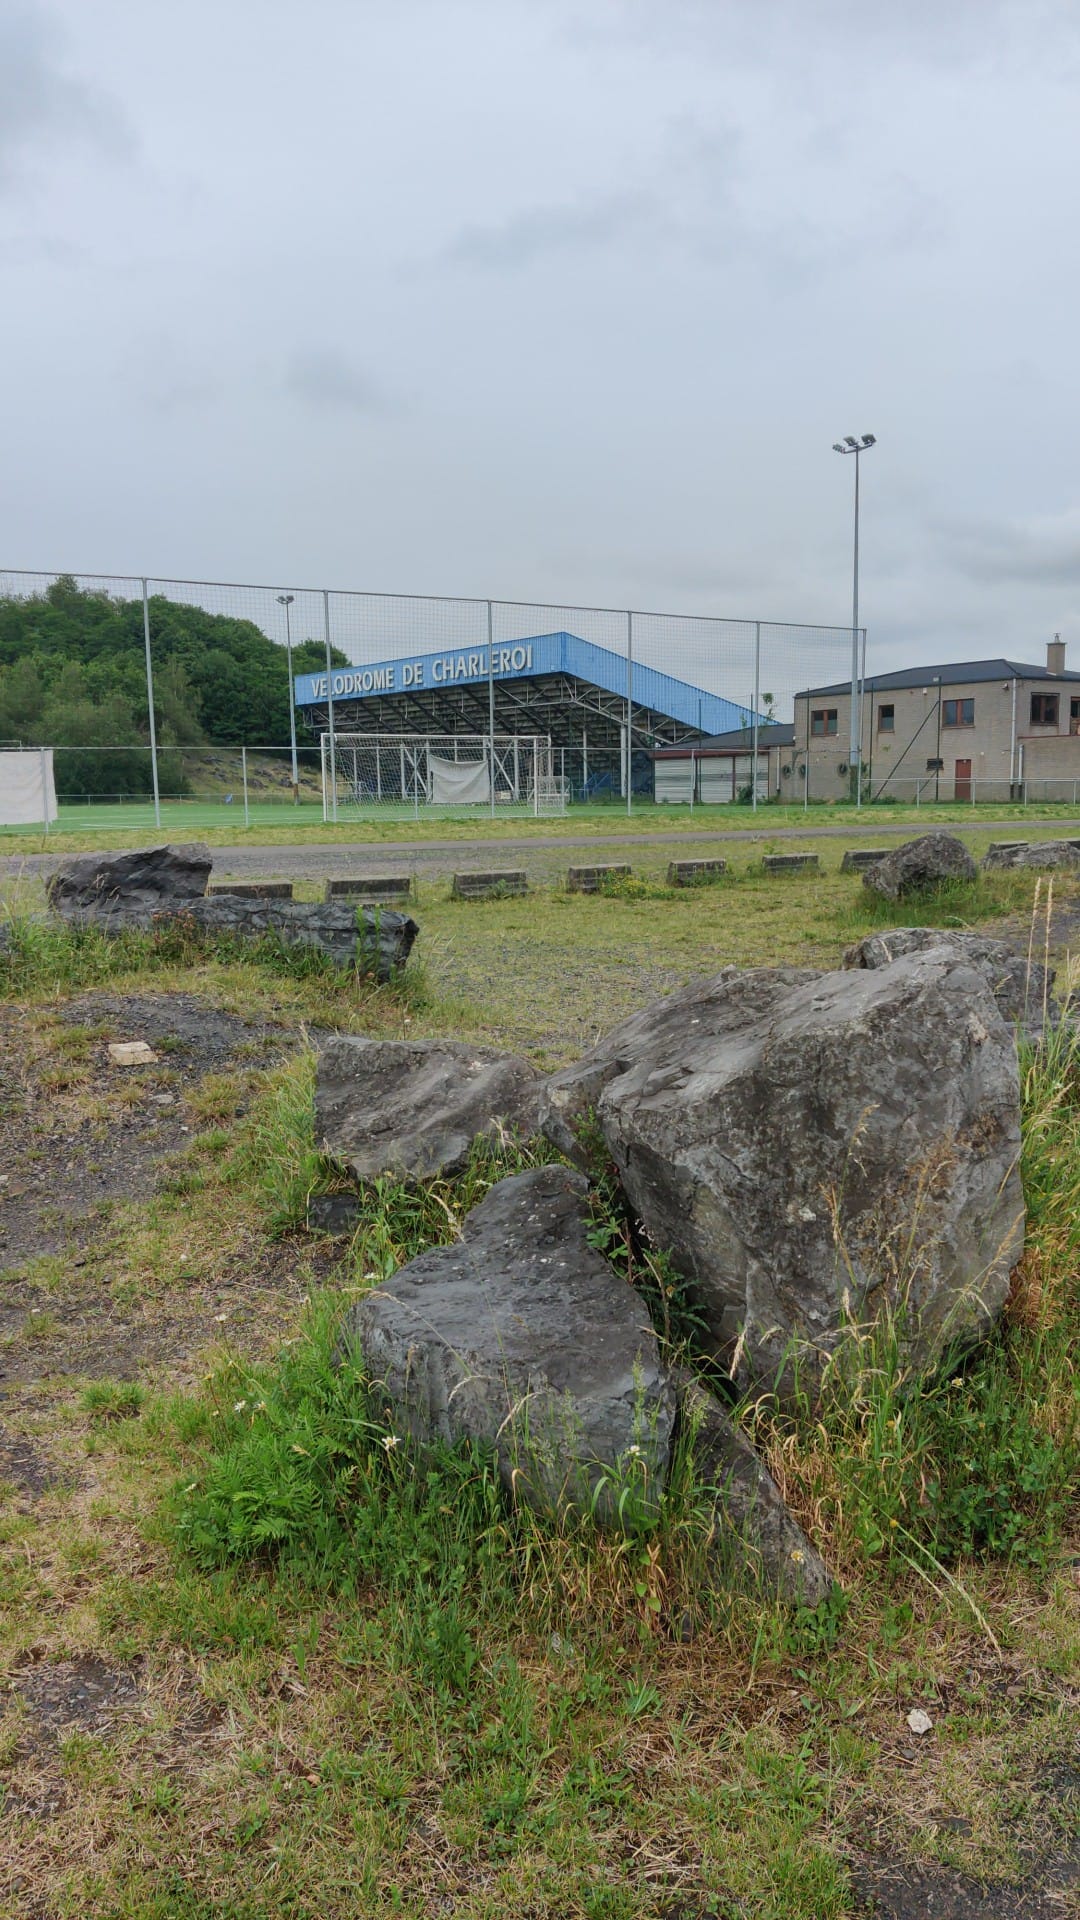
<box><xmin>0</xmin><ymin>750</ymin><xmax>58</xmax><ymax>827</ymax></box>
<box><xmin>427</xmin><ymin>753</ymin><xmax>491</xmax><ymax>805</ymax></box>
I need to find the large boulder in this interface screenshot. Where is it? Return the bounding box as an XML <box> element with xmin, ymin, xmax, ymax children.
<box><xmin>982</xmin><ymin>840</ymin><xmax>1080</xmax><ymax>873</ymax></box>
<box><xmin>862</xmin><ymin>832</ymin><xmax>977</xmax><ymax>901</ymax></box>
<box><xmin>543</xmin><ymin>954</ymin><xmax>1024</xmax><ymax>1401</ymax></box>
<box><xmin>843</xmin><ymin>927</ymin><xmax>1057</xmax><ymax>1042</ymax></box>
<box><xmin>342</xmin><ymin>1165</ymin><xmax>676</xmax><ymax>1524</ymax></box>
<box><xmin>315</xmin><ymin>1035</ymin><xmax>544</xmax><ymax>1184</ymax></box>
<box><xmin>678</xmin><ymin>1379</ymin><xmax>832</xmax><ymax>1606</ymax></box>
<box><xmin>185</xmin><ymin>896</ymin><xmax>416</xmax><ymax>981</ymax></box>
<box><xmin>46</xmin><ymin>843</ymin><xmax>211</xmax><ymax>923</ymax></box>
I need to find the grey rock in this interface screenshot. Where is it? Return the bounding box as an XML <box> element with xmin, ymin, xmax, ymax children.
<box><xmin>862</xmin><ymin>831</ymin><xmax>977</xmax><ymax>901</ymax></box>
<box><xmin>342</xmin><ymin>1165</ymin><xmax>676</xmax><ymax>1524</ymax></box>
<box><xmin>316</xmin><ymin>1035</ymin><xmax>544</xmax><ymax>1183</ymax></box>
<box><xmin>982</xmin><ymin>839</ymin><xmax>1080</xmax><ymax>872</ymax></box>
<box><xmin>544</xmin><ymin>954</ymin><xmax>1023</xmax><ymax>1401</ymax></box>
<box><xmin>47</xmin><ymin>843</ymin><xmax>211</xmax><ymax>922</ymax></box>
<box><xmin>184</xmin><ymin>896</ymin><xmax>417</xmax><ymax>981</ymax></box>
<box><xmin>843</xmin><ymin>926</ymin><xmax>1057</xmax><ymax>1043</ymax></box>
<box><xmin>679</xmin><ymin>1378</ymin><xmax>833</xmax><ymax>1606</ymax></box>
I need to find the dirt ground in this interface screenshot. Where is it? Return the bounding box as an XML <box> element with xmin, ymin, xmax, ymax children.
<box><xmin>0</xmin><ymin>990</ymin><xmax>335</xmax><ymax>1489</ymax></box>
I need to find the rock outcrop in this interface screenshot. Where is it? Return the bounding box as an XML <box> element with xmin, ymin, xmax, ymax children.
<box><xmin>46</xmin><ymin>843</ymin><xmax>212</xmax><ymax>922</ymax></box>
<box><xmin>343</xmin><ymin>1165</ymin><xmax>676</xmax><ymax>1524</ymax></box>
<box><xmin>843</xmin><ymin>927</ymin><xmax>1056</xmax><ymax>1042</ymax></box>
<box><xmin>982</xmin><ymin>840</ymin><xmax>1080</xmax><ymax>873</ymax></box>
<box><xmin>185</xmin><ymin>896</ymin><xmax>417</xmax><ymax>981</ymax></box>
<box><xmin>678</xmin><ymin>1379</ymin><xmax>832</xmax><ymax>1606</ymax></box>
<box><xmin>44</xmin><ymin>843</ymin><xmax>417</xmax><ymax>980</ymax></box>
<box><xmin>862</xmin><ymin>832</ymin><xmax>977</xmax><ymax>901</ymax></box>
<box><xmin>316</xmin><ymin>1035</ymin><xmax>545</xmax><ymax>1184</ymax></box>
<box><xmin>543</xmin><ymin>953</ymin><xmax>1024</xmax><ymax>1401</ymax></box>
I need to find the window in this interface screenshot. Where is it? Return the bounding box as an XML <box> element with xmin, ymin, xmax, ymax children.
<box><xmin>1071</xmin><ymin>697</ymin><xmax>1080</xmax><ymax>737</ymax></box>
<box><xmin>1030</xmin><ymin>692</ymin><xmax>1059</xmax><ymax>726</ymax></box>
<box><xmin>811</xmin><ymin>708</ymin><xmax>838</xmax><ymax>737</ymax></box>
<box><xmin>877</xmin><ymin>704</ymin><xmax>895</xmax><ymax>733</ymax></box>
<box><xmin>942</xmin><ymin>697</ymin><xmax>974</xmax><ymax>727</ymax></box>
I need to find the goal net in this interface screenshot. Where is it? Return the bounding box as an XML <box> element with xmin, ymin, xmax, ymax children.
<box><xmin>320</xmin><ymin>732</ymin><xmax>566</xmax><ymax>821</ymax></box>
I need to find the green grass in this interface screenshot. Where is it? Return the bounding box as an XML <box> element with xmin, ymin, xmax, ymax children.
<box><xmin>4</xmin><ymin>793</ymin><xmax>1080</xmax><ymax>854</ymax></box>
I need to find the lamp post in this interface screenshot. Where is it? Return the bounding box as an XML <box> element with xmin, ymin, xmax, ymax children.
<box><xmin>831</xmin><ymin>434</ymin><xmax>876</xmax><ymax>805</ymax></box>
<box><xmin>276</xmin><ymin>593</ymin><xmax>298</xmax><ymax>802</ymax></box>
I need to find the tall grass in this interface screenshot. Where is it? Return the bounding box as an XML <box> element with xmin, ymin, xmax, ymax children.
<box><xmin>760</xmin><ymin>1009</ymin><xmax>1080</xmax><ymax>1586</ymax></box>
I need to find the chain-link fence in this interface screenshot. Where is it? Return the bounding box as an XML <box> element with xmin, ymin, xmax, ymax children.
<box><xmin>0</xmin><ymin>567</ymin><xmax>864</xmax><ymax>830</ymax></box>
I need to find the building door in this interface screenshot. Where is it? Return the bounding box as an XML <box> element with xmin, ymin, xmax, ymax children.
<box><xmin>954</xmin><ymin>758</ymin><xmax>972</xmax><ymax>802</ymax></box>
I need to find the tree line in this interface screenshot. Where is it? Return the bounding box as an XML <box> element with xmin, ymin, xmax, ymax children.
<box><xmin>0</xmin><ymin>579</ymin><xmax>343</xmax><ymax>797</ymax></box>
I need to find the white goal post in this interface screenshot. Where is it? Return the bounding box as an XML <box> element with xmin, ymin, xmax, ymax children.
<box><xmin>319</xmin><ymin>732</ymin><xmax>567</xmax><ymax>821</ymax></box>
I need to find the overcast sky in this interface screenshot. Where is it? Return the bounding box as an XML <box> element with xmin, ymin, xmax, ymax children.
<box><xmin>3</xmin><ymin>0</ymin><xmax>1080</xmax><ymax>689</ymax></box>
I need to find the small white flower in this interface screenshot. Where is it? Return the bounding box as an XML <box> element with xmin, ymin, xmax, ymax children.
<box><xmin>233</xmin><ymin>1400</ymin><xmax>247</xmax><ymax>1414</ymax></box>
<box><xmin>253</xmin><ymin>1400</ymin><xmax>267</xmax><ymax>1413</ymax></box>
<box><xmin>625</xmin><ymin>1444</ymin><xmax>643</xmax><ymax>1459</ymax></box>
<box><xmin>214</xmin><ymin>1312</ymin><xmax>228</xmax><ymax>1323</ymax></box>
<box><xmin>381</xmin><ymin>1433</ymin><xmax>401</xmax><ymax>1452</ymax></box>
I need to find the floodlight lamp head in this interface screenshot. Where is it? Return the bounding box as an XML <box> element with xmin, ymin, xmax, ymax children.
<box><xmin>832</xmin><ymin>442</ymin><xmax>845</xmax><ymax>452</ymax></box>
<box><xmin>861</xmin><ymin>434</ymin><xmax>876</xmax><ymax>446</ymax></box>
<box><xmin>277</xmin><ymin>593</ymin><xmax>295</xmax><ymax>606</ymax></box>
<box><xmin>844</xmin><ymin>436</ymin><xmax>858</xmax><ymax>448</ymax></box>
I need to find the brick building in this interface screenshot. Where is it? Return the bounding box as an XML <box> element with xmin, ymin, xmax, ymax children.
<box><xmin>793</xmin><ymin>639</ymin><xmax>1080</xmax><ymax>803</ymax></box>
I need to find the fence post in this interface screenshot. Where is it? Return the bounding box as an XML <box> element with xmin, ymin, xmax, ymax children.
<box><xmin>626</xmin><ymin>610</ymin><xmax>633</xmax><ymax>817</ymax></box>
<box><xmin>39</xmin><ymin>747</ymin><xmax>49</xmax><ymax>836</ymax></box>
<box><xmin>487</xmin><ymin>600</ymin><xmax>496</xmax><ymax>819</ymax></box>
<box><xmin>242</xmin><ymin>746</ymin><xmax>249</xmax><ymax>828</ymax></box>
<box><xmin>751</xmin><ymin>621</ymin><xmax>760</xmax><ymax>813</ymax></box>
<box><xmin>141</xmin><ymin>579</ymin><xmax>162</xmax><ymax>831</ymax></box>
<box><xmin>322</xmin><ymin>590</ymin><xmax>338</xmax><ymax>824</ymax></box>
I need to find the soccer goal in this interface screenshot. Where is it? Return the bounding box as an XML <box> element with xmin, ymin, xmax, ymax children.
<box><xmin>320</xmin><ymin>732</ymin><xmax>567</xmax><ymax>821</ymax></box>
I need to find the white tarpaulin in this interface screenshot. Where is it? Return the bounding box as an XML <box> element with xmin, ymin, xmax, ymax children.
<box><xmin>0</xmin><ymin>750</ymin><xmax>58</xmax><ymax>827</ymax></box>
<box><xmin>427</xmin><ymin>753</ymin><xmax>491</xmax><ymax>805</ymax></box>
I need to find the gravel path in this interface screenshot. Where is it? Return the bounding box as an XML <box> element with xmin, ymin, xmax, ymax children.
<box><xmin>3</xmin><ymin>815</ymin><xmax>1079</xmax><ymax>887</ymax></box>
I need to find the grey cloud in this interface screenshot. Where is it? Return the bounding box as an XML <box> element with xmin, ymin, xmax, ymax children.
<box><xmin>940</xmin><ymin>513</ymin><xmax>1080</xmax><ymax>587</ymax></box>
<box><xmin>445</xmin><ymin>191</ymin><xmax>656</xmax><ymax>269</ymax></box>
<box><xmin>572</xmin><ymin>0</ymin><xmax>1080</xmax><ymax>73</ymax></box>
<box><xmin>0</xmin><ymin>5</ymin><xmax>133</xmax><ymax>186</ymax></box>
<box><xmin>285</xmin><ymin>349</ymin><xmax>394</xmax><ymax>416</ymax></box>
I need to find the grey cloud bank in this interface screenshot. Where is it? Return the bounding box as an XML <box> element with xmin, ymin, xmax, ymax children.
<box><xmin>2</xmin><ymin>0</ymin><xmax>1079</xmax><ymax>678</ymax></box>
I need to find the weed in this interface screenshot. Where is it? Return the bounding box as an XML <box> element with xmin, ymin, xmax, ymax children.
<box><xmin>81</xmin><ymin>1380</ymin><xmax>147</xmax><ymax>1425</ymax></box>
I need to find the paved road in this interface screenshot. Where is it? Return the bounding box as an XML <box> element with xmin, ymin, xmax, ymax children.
<box><xmin>3</xmin><ymin>815</ymin><xmax>1078</xmax><ymax>885</ymax></box>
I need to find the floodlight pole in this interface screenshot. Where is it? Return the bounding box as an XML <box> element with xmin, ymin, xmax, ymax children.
<box><xmin>322</xmin><ymin>590</ymin><xmax>338</xmax><ymax>823</ymax></box>
<box><xmin>832</xmin><ymin>434</ymin><xmax>876</xmax><ymax>807</ymax></box>
<box><xmin>277</xmin><ymin>593</ymin><xmax>299</xmax><ymax>801</ymax></box>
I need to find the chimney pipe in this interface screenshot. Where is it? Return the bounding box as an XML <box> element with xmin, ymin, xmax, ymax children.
<box><xmin>1048</xmin><ymin>633</ymin><xmax>1066</xmax><ymax>675</ymax></box>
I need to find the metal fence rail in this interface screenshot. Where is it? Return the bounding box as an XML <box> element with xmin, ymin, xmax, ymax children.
<box><xmin>0</xmin><ymin>566</ymin><xmax>861</xmax><ymax>827</ymax></box>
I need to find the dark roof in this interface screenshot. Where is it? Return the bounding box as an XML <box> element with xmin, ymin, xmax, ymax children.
<box><xmin>799</xmin><ymin>658</ymin><xmax>1080</xmax><ymax>698</ymax></box>
<box><xmin>653</xmin><ymin>722</ymin><xmax>795</xmax><ymax>758</ymax></box>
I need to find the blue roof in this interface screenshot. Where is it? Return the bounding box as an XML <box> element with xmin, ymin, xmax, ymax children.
<box><xmin>294</xmin><ymin>631</ymin><xmax>751</xmax><ymax>735</ymax></box>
